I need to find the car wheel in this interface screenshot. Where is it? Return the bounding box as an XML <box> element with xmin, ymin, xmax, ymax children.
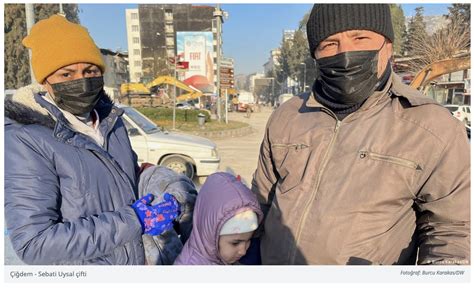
<box><xmin>161</xmin><ymin>156</ymin><xmax>194</xmax><ymax>179</ymax></box>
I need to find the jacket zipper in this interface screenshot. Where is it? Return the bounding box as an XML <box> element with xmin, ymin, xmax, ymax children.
<box><xmin>290</xmin><ymin>111</ymin><xmax>341</xmax><ymax>264</ymax></box>
<box><xmin>359</xmin><ymin>151</ymin><xmax>422</xmax><ymax>171</ymax></box>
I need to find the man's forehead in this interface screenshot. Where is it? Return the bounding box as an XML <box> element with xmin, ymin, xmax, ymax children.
<box><xmin>323</xmin><ymin>30</ymin><xmax>381</xmax><ymax>41</ymax></box>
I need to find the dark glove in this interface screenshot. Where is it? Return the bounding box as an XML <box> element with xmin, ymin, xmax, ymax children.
<box><xmin>238</xmin><ymin>237</ymin><xmax>261</xmax><ymax>265</ymax></box>
<box><xmin>132</xmin><ymin>193</ymin><xmax>180</xmax><ymax>236</ymax></box>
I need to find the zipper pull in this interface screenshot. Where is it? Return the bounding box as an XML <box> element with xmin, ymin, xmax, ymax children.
<box><xmin>335</xmin><ymin>120</ymin><xmax>341</xmax><ymax>132</ymax></box>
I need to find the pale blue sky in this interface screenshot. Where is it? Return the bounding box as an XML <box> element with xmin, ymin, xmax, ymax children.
<box><xmin>78</xmin><ymin>3</ymin><xmax>452</xmax><ymax>75</ymax></box>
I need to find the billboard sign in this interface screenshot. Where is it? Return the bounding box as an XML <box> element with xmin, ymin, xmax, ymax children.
<box><xmin>177</xmin><ymin>32</ymin><xmax>215</xmax><ymax>88</ymax></box>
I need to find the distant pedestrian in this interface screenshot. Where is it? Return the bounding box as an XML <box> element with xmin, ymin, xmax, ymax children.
<box><xmin>252</xmin><ymin>4</ymin><xmax>470</xmax><ymax>265</ymax></box>
<box><xmin>232</xmin><ymin>95</ymin><xmax>239</xmax><ymax>112</ymax></box>
<box><xmin>4</xmin><ymin>14</ymin><xmax>184</xmax><ymax>265</ymax></box>
<box><xmin>174</xmin><ymin>173</ymin><xmax>263</xmax><ymax>265</ymax></box>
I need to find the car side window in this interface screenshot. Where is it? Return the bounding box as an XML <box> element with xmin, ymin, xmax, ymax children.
<box><xmin>466</xmin><ymin>107</ymin><xmax>470</xmax><ymax>113</ymax></box>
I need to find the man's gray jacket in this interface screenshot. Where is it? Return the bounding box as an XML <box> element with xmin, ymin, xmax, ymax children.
<box><xmin>252</xmin><ymin>73</ymin><xmax>470</xmax><ymax>265</ymax></box>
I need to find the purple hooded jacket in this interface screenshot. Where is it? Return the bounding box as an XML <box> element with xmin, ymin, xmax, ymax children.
<box><xmin>174</xmin><ymin>172</ymin><xmax>263</xmax><ymax>265</ymax></box>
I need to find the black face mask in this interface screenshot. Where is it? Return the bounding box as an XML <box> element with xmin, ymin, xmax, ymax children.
<box><xmin>316</xmin><ymin>43</ymin><xmax>384</xmax><ymax>106</ymax></box>
<box><xmin>49</xmin><ymin>76</ymin><xmax>104</xmax><ymax>116</ymax></box>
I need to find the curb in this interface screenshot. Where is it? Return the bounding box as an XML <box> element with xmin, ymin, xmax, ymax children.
<box><xmin>187</xmin><ymin>125</ymin><xmax>253</xmax><ymax>139</ymax></box>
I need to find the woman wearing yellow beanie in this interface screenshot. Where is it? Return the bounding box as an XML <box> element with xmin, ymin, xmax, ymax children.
<box><xmin>4</xmin><ymin>14</ymin><xmax>187</xmax><ymax>265</ymax></box>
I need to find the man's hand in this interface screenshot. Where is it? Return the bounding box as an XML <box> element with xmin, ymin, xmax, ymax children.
<box><xmin>132</xmin><ymin>193</ymin><xmax>180</xmax><ymax>236</ymax></box>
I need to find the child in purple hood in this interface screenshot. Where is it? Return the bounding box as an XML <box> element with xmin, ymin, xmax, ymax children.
<box><xmin>174</xmin><ymin>172</ymin><xmax>263</xmax><ymax>265</ymax></box>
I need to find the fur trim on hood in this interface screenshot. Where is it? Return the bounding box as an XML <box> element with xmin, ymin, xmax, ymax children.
<box><xmin>4</xmin><ymin>83</ymin><xmax>113</xmax><ymax>129</ymax></box>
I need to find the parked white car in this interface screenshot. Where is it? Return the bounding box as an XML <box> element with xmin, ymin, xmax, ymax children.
<box><xmin>119</xmin><ymin>105</ymin><xmax>220</xmax><ymax>180</ymax></box>
<box><xmin>444</xmin><ymin>105</ymin><xmax>471</xmax><ymax>126</ymax></box>
<box><xmin>176</xmin><ymin>102</ymin><xmax>195</xmax><ymax>110</ymax></box>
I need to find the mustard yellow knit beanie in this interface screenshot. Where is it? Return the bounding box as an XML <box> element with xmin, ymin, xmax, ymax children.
<box><xmin>22</xmin><ymin>15</ymin><xmax>105</xmax><ymax>83</ymax></box>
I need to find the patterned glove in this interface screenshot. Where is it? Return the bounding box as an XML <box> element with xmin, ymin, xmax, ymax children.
<box><xmin>132</xmin><ymin>193</ymin><xmax>180</xmax><ymax>236</ymax></box>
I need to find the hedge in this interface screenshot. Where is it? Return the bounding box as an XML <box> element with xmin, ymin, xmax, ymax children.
<box><xmin>137</xmin><ymin>107</ymin><xmax>211</xmax><ymax>122</ymax></box>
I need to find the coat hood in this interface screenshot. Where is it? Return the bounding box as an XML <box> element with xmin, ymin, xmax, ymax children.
<box><xmin>174</xmin><ymin>172</ymin><xmax>263</xmax><ymax>265</ymax></box>
<box><xmin>4</xmin><ymin>83</ymin><xmax>113</xmax><ymax>129</ymax></box>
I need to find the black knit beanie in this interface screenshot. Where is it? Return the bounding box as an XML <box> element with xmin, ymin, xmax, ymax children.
<box><xmin>306</xmin><ymin>4</ymin><xmax>394</xmax><ymax>58</ymax></box>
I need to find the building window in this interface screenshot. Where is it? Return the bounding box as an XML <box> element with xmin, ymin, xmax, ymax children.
<box><xmin>165</xmin><ymin>24</ymin><xmax>174</xmax><ymax>33</ymax></box>
<box><xmin>133</xmin><ymin>37</ymin><xmax>140</xmax><ymax>44</ymax></box>
<box><xmin>135</xmin><ymin>72</ymin><xmax>142</xmax><ymax>79</ymax></box>
<box><xmin>165</xmin><ymin>9</ymin><xmax>173</xmax><ymax>20</ymax></box>
<box><xmin>134</xmin><ymin>49</ymin><xmax>140</xmax><ymax>56</ymax></box>
<box><xmin>167</xmin><ymin>49</ymin><xmax>175</xmax><ymax>57</ymax></box>
<box><xmin>134</xmin><ymin>61</ymin><xmax>141</xmax><ymax>67</ymax></box>
<box><xmin>132</xmin><ymin>25</ymin><xmax>139</xmax><ymax>32</ymax></box>
<box><xmin>166</xmin><ymin>36</ymin><xmax>174</xmax><ymax>46</ymax></box>
<box><xmin>131</xmin><ymin>13</ymin><xmax>138</xmax><ymax>20</ymax></box>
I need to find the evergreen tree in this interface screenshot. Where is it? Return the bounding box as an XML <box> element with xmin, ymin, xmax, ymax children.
<box><xmin>402</xmin><ymin>6</ymin><xmax>428</xmax><ymax>56</ymax></box>
<box><xmin>390</xmin><ymin>4</ymin><xmax>406</xmax><ymax>56</ymax></box>
<box><xmin>4</xmin><ymin>4</ymin><xmax>79</xmax><ymax>89</ymax></box>
<box><xmin>445</xmin><ymin>4</ymin><xmax>470</xmax><ymax>46</ymax></box>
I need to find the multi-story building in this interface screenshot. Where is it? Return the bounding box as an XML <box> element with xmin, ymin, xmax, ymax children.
<box><xmin>125</xmin><ymin>9</ymin><xmax>142</xmax><ymax>83</ymax></box>
<box><xmin>131</xmin><ymin>4</ymin><xmax>215</xmax><ymax>83</ymax></box>
<box><xmin>100</xmin><ymin>49</ymin><xmax>129</xmax><ymax>101</ymax></box>
<box><xmin>263</xmin><ymin>48</ymin><xmax>281</xmax><ymax>76</ymax></box>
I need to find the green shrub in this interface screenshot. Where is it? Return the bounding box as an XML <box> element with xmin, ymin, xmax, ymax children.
<box><xmin>137</xmin><ymin>107</ymin><xmax>211</xmax><ymax>122</ymax></box>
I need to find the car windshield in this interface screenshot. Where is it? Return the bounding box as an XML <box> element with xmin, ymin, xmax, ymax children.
<box><xmin>123</xmin><ymin>107</ymin><xmax>160</xmax><ymax>134</ymax></box>
<box><xmin>445</xmin><ymin>106</ymin><xmax>458</xmax><ymax>112</ymax></box>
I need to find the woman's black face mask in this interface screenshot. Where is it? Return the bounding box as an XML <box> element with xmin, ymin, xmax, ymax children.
<box><xmin>315</xmin><ymin>41</ymin><xmax>385</xmax><ymax>105</ymax></box>
<box><xmin>49</xmin><ymin>76</ymin><xmax>104</xmax><ymax>115</ymax></box>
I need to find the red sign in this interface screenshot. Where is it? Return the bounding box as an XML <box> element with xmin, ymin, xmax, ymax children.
<box><xmin>176</xmin><ymin>61</ymin><xmax>189</xmax><ymax>70</ymax></box>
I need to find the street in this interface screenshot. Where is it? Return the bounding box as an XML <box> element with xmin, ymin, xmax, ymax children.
<box><xmin>212</xmin><ymin>106</ymin><xmax>272</xmax><ymax>187</ymax></box>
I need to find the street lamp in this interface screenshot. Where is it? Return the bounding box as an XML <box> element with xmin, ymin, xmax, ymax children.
<box><xmin>300</xmin><ymin>62</ymin><xmax>306</xmax><ymax>93</ymax></box>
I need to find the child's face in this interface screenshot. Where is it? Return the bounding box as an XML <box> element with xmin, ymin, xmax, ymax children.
<box><xmin>218</xmin><ymin>231</ymin><xmax>254</xmax><ymax>264</ymax></box>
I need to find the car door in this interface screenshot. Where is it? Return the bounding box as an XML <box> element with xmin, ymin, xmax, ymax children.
<box><xmin>122</xmin><ymin>116</ymin><xmax>149</xmax><ymax>164</ymax></box>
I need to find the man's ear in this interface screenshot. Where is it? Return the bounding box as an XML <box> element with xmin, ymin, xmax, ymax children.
<box><xmin>386</xmin><ymin>42</ymin><xmax>393</xmax><ymax>57</ymax></box>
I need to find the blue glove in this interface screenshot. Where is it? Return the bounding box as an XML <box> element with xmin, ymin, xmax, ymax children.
<box><xmin>132</xmin><ymin>193</ymin><xmax>180</xmax><ymax>236</ymax></box>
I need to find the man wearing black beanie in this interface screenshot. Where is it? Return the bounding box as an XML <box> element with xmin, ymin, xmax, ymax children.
<box><xmin>252</xmin><ymin>4</ymin><xmax>470</xmax><ymax>265</ymax></box>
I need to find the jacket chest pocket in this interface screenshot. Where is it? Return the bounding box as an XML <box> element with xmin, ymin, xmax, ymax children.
<box><xmin>357</xmin><ymin>150</ymin><xmax>423</xmax><ymax>198</ymax></box>
<box><xmin>358</xmin><ymin>151</ymin><xmax>423</xmax><ymax>171</ymax></box>
<box><xmin>271</xmin><ymin>143</ymin><xmax>311</xmax><ymax>194</ymax></box>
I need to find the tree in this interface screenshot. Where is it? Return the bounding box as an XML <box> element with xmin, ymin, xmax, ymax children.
<box><xmin>445</xmin><ymin>4</ymin><xmax>470</xmax><ymax>46</ymax></box>
<box><xmin>390</xmin><ymin>4</ymin><xmax>406</xmax><ymax>56</ymax></box>
<box><xmin>4</xmin><ymin>4</ymin><xmax>79</xmax><ymax>89</ymax></box>
<box><xmin>276</xmin><ymin>9</ymin><xmax>318</xmax><ymax>95</ymax></box>
<box><xmin>401</xmin><ymin>6</ymin><xmax>428</xmax><ymax>56</ymax></box>
<box><xmin>407</xmin><ymin>16</ymin><xmax>470</xmax><ymax>74</ymax></box>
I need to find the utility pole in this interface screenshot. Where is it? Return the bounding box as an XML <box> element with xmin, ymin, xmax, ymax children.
<box><xmin>214</xmin><ymin>4</ymin><xmax>223</xmax><ymax>122</ymax></box>
<box><xmin>173</xmin><ymin>56</ymin><xmax>177</xmax><ymax>131</ymax></box>
<box><xmin>25</xmin><ymin>4</ymin><xmax>36</xmax><ymax>84</ymax></box>
<box><xmin>59</xmin><ymin>3</ymin><xmax>65</xmax><ymax>16</ymax></box>
<box><xmin>272</xmin><ymin>78</ymin><xmax>275</xmax><ymax>105</ymax></box>
<box><xmin>299</xmin><ymin>62</ymin><xmax>307</xmax><ymax>93</ymax></box>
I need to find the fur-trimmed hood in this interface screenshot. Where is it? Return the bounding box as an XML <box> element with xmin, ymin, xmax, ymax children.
<box><xmin>4</xmin><ymin>83</ymin><xmax>114</xmax><ymax>129</ymax></box>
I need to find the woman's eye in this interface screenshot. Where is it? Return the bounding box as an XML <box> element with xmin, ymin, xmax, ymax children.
<box><xmin>61</xmin><ymin>73</ymin><xmax>70</xmax><ymax>78</ymax></box>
